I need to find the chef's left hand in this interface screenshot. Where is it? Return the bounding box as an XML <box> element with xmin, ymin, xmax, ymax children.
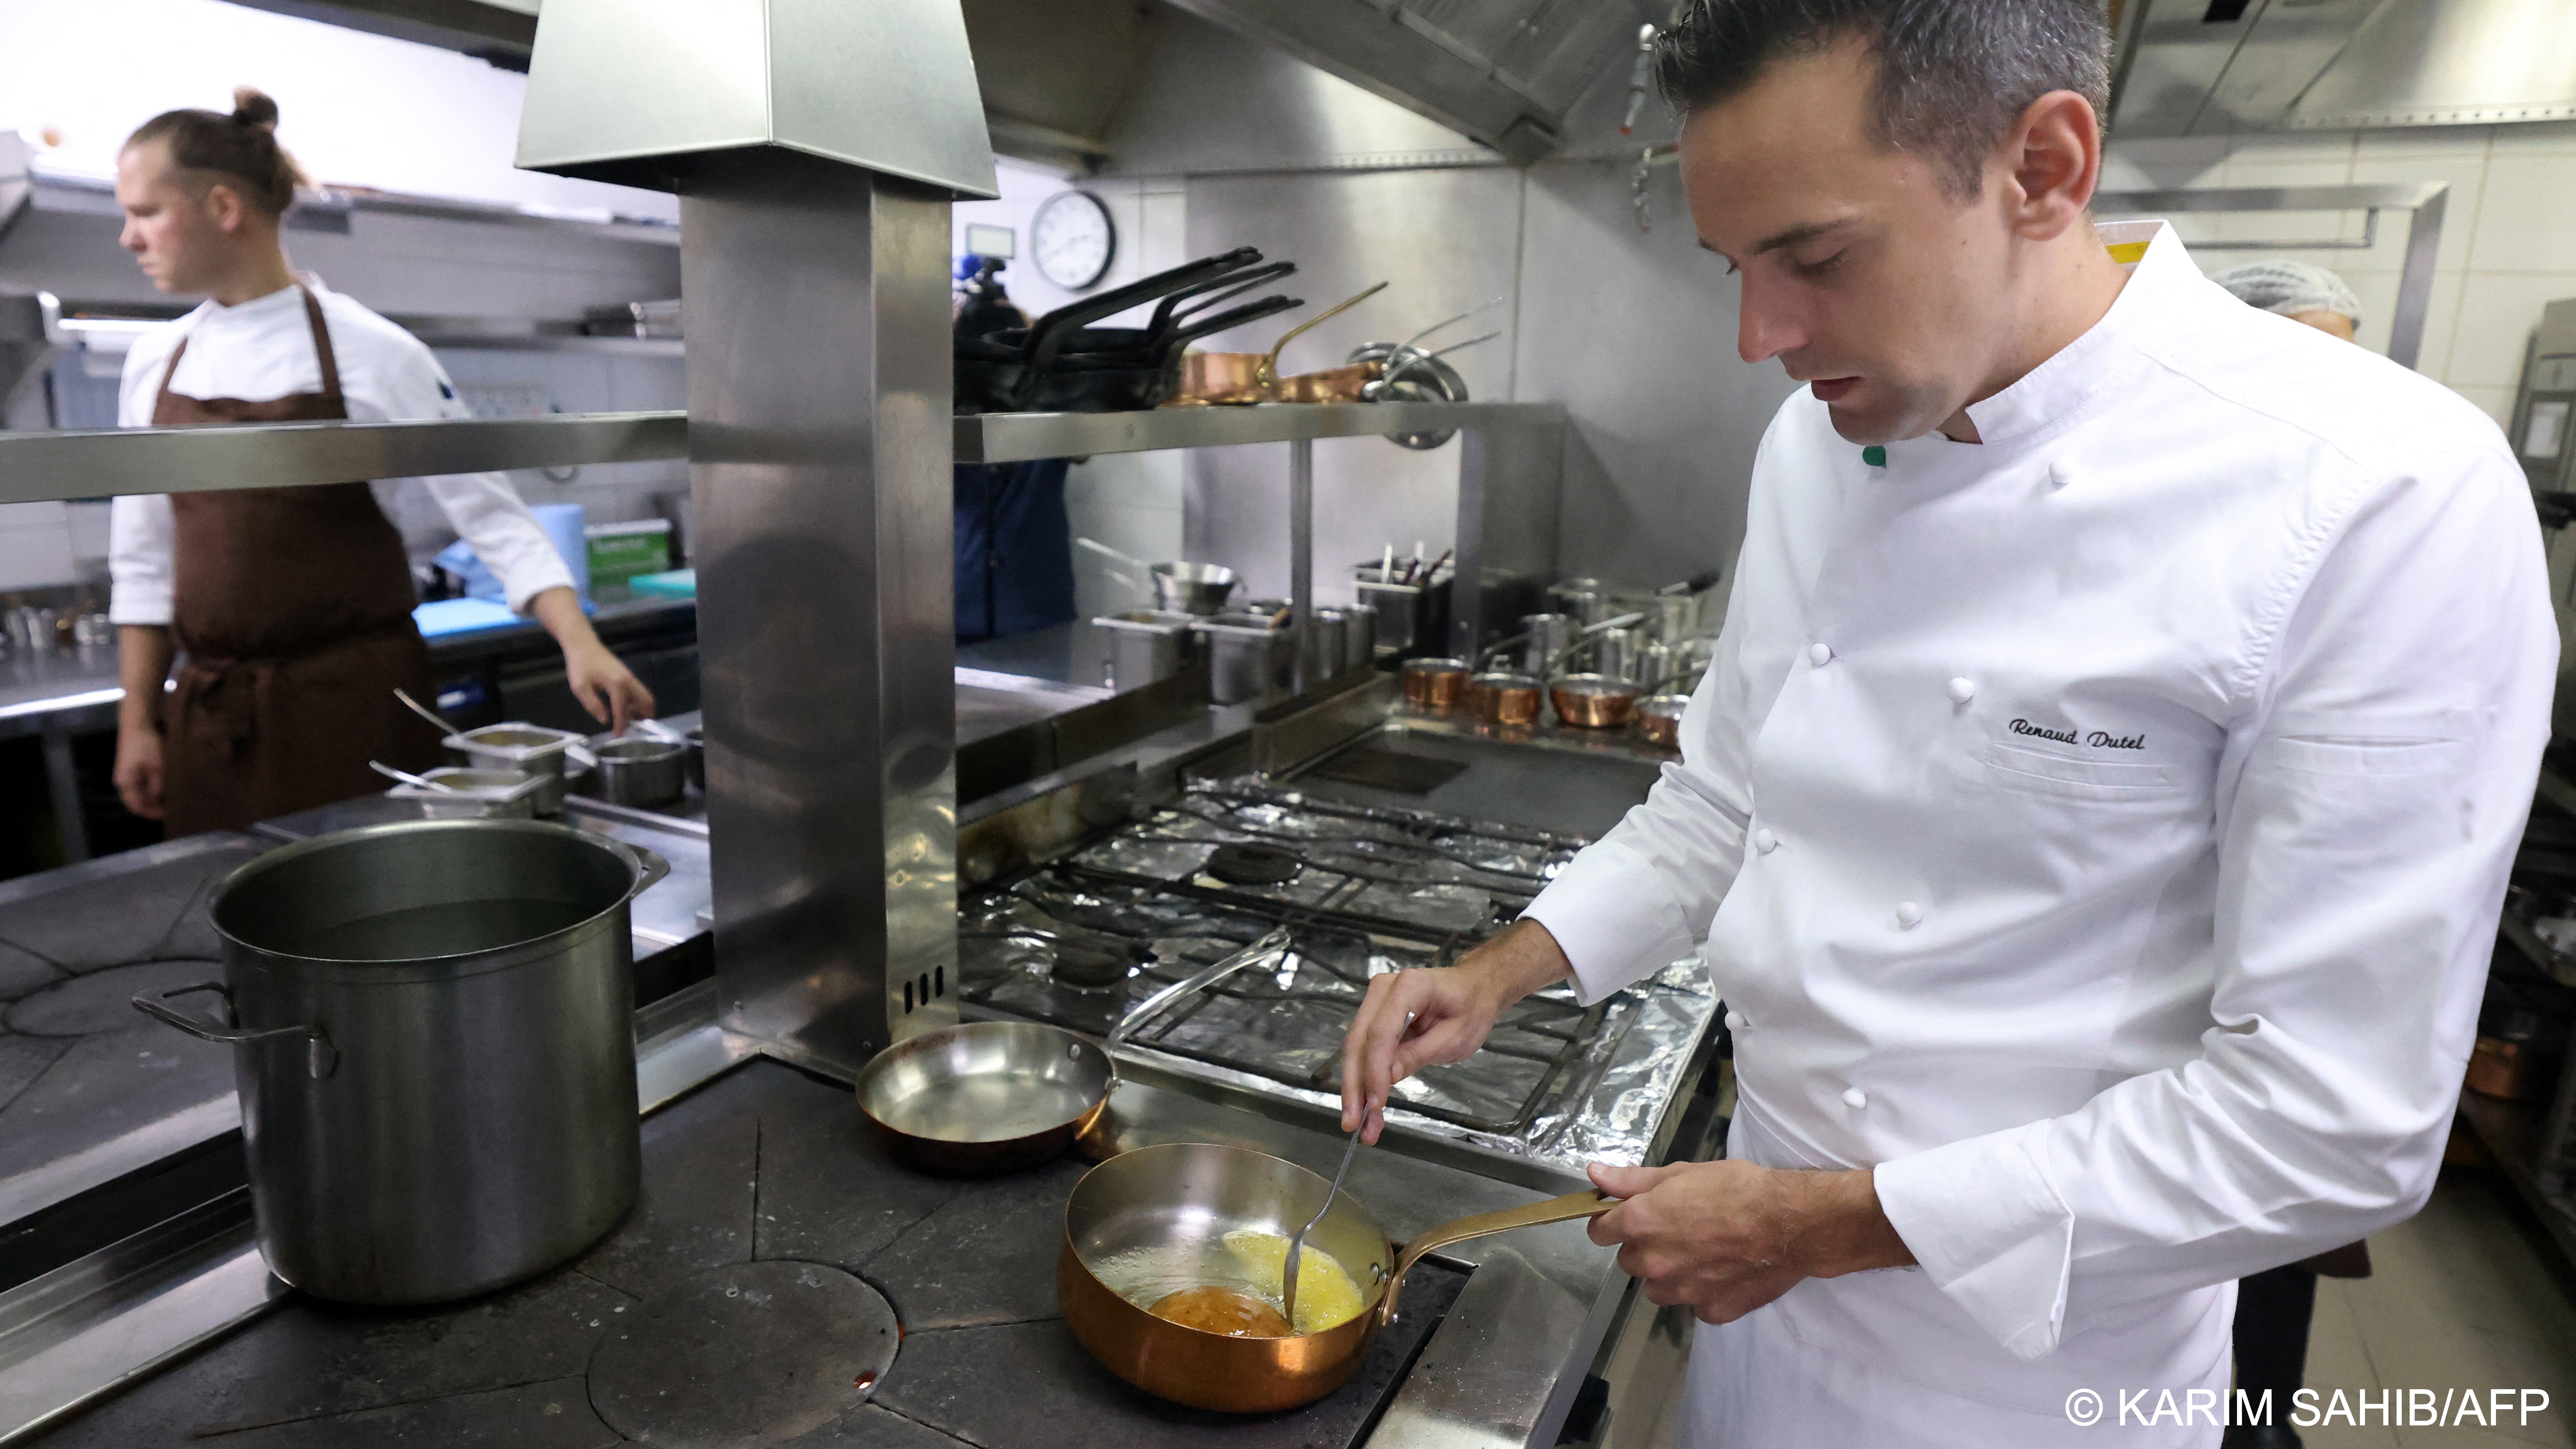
<box><xmin>1585</xmin><ymin>1160</ymin><xmax>1916</xmax><ymax>1324</ymax></box>
<box><xmin>565</xmin><ymin>640</ymin><xmax>656</xmax><ymax>735</ymax></box>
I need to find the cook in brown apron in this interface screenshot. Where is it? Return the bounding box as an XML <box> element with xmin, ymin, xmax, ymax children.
<box><xmin>151</xmin><ymin>286</ymin><xmax>439</xmax><ymax>835</ymax></box>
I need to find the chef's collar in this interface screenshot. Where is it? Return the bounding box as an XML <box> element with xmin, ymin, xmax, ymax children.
<box><xmin>205</xmin><ymin>273</ymin><xmax>331</xmax><ymax>315</ymax></box>
<box><xmin>1949</xmin><ymin>219</ymin><xmax>2185</xmax><ymax>448</ymax></box>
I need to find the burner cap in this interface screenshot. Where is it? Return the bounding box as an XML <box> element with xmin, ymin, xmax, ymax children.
<box><xmin>1205</xmin><ymin>844</ymin><xmax>1302</xmax><ymax>887</ymax></box>
<box><xmin>588</xmin><ymin>1261</ymin><xmax>898</xmax><ymax>1449</ymax></box>
<box><xmin>1050</xmin><ymin>938</ymin><xmax>1138</xmax><ymax>989</ymax></box>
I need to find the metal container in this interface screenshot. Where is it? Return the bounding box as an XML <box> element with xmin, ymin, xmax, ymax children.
<box><xmin>386</xmin><ymin>767</ymin><xmax>557</xmax><ymax>819</ymax></box>
<box><xmin>1636</xmin><ymin>694</ymin><xmax>1690</xmax><ymax>750</ymax></box>
<box><xmin>1353</xmin><ymin>562</ymin><xmax>1451</xmax><ymax>658</ymax></box>
<box><xmin>1306</xmin><ymin>608</ymin><xmax>1351</xmax><ymax>680</ymax></box>
<box><xmin>1550</xmin><ymin>673</ymin><xmax>1643</xmax><ymax>730</ymax></box>
<box><xmin>1547</xmin><ymin>578</ymin><xmax>1611</xmax><ymax>626</ymax></box>
<box><xmin>1593</xmin><ymin>626</ymin><xmax>1643</xmax><ymax>682</ymax></box>
<box><xmin>1340</xmin><ymin>601</ymin><xmax>1378</xmax><ymax>668</ymax></box>
<box><xmin>1470</xmin><ymin>670</ymin><xmax>1543</xmax><ymax>726</ymax></box>
<box><xmin>131</xmin><ymin>819</ymin><xmax>667</xmax><ymax>1306</ymax></box>
<box><xmin>585</xmin><ymin>734</ymin><xmax>688</xmax><ymax>807</ymax></box>
<box><xmin>1192</xmin><ymin>612</ymin><xmax>1296</xmax><ymax>705</ymax></box>
<box><xmin>445</xmin><ymin>723</ymin><xmax>585</xmax><ymax>780</ymax></box>
<box><xmin>684</xmin><ymin>727</ymin><xmax>704</xmax><ymax>792</ymax></box>
<box><xmin>1093</xmin><ymin>610</ymin><xmax>1199</xmax><ymax>692</ymax></box>
<box><xmin>1401</xmin><ymin>657</ymin><xmax>1471</xmax><ymax>710</ymax></box>
<box><xmin>1519</xmin><ymin>613</ymin><xmax>1575</xmax><ymax>679</ymax></box>
<box><xmin>1150</xmin><ymin>561</ymin><xmax>1239</xmax><ymax>616</ymax></box>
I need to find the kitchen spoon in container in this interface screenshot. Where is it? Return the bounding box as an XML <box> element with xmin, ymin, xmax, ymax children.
<box><xmin>1283</xmin><ymin>1123</ymin><xmax>1363</xmax><ymax>1331</ymax></box>
<box><xmin>369</xmin><ymin>759</ymin><xmax>453</xmax><ymax>791</ymax></box>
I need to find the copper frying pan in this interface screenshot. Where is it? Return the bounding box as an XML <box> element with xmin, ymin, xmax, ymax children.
<box><xmin>1057</xmin><ymin>1141</ymin><xmax>1611</xmax><ymax>1412</ymax></box>
<box><xmin>1177</xmin><ymin>281</ymin><xmax>1389</xmax><ymax>405</ymax></box>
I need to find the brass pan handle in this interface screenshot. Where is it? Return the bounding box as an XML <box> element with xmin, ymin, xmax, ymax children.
<box><xmin>1257</xmin><ymin>281</ymin><xmax>1389</xmax><ymax>390</ymax></box>
<box><xmin>1378</xmin><ymin>1189</ymin><xmax>1615</xmax><ymax>1324</ymax></box>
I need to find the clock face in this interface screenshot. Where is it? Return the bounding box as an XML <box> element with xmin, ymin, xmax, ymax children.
<box><xmin>1031</xmin><ymin>190</ymin><xmax>1116</xmax><ymax>291</ymax></box>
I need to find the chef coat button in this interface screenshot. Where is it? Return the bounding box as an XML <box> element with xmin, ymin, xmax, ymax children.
<box><xmin>1724</xmin><ymin>1010</ymin><xmax>1748</xmax><ymax>1031</ymax></box>
<box><xmin>1946</xmin><ymin>676</ymin><xmax>1975</xmax><ymax>705</ymax></box>
<box><xmin>1807</xmin><ymin>642</ymin><xmax>1834</xmax><ymax>667</ymax></box>
<box><xmin>2048</xmin><ymin>462</ymin><xmax>2071</xmax><ymax>490</ymax></box>
<box><xmin>1895</xmin><ymin>901</ymin><xmax>1924</xmax><ymax>929</ymax></box>
<box><xmin>1842</xmin><ymin>1087</ymin><xmax>1868</xmax><ymax>1110</ymax></box>
<box><xmin>1753</xmin><ymin>828</ymin><xmax>1779</xmax><ymax>853</ymax></box>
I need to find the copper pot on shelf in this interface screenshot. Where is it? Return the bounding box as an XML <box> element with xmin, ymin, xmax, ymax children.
<box><xmin>1175</xmin><ymin>281</ymin><xmax>1387</xmax><ymax>405</ymax></box>
<box><xmin>1057</xmin><ymin>1142</ymin><xmax>1609</xmax><ymax>1413</ymax></box>
<box><xmin>1635</xmin><ymin>694</ymin><xmax>1690</xmax><ymax>749</ymax></box>
<box><xmin>1401</xmin><ymin>656</ymin><xmax>1472</xmax><ymax>710</ymax></box>
<box><xmin>1550</xmin><ymin>673</ymin><xmax>1643</xmax><ymax>730</ymax></box>
<box><xmin>1469</xmin><ymin>671</ymin><xmax>1542</xmax><ymax>726</ymax></box>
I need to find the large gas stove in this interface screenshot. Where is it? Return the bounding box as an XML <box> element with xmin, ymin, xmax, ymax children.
<box><xmin>960</xmin><ymin>779</ymin><xmax>1716</xmax><ymax>1182</ymax></box>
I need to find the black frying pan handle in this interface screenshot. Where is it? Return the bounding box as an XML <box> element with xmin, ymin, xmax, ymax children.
<box><xmin>1148</xmin><ymin>261</ymin><xmax>1299</xmax><ymax>337</ymax></box>
<box><xmin>1022</xmin><ymin>246</ymin><xmax>1262</xmax><ymax>376</ymax></box>
<box><xmin>1155</xmin><ymin>295</ymin><xmax>1304</xmax><ymax>369</ymax></box>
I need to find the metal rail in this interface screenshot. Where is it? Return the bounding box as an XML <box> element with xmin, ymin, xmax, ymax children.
<box><xmin>956</xmin><ymin>400</ymin><xmax>1565</xmax><ymax>465</ymax></box>
<box><xmin>0</xmin><ymin>412</ymin><xmax>688</xmax><ymax>505</ymax></box>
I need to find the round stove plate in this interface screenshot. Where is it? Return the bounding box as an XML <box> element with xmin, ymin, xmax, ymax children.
<box><xmin>588</xmin><ymin>1261</ymin><xmax>899</xmax><ymax>1448</ymax></box>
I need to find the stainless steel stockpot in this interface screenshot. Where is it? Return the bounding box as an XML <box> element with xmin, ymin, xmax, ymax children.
<box><xmin>132</xmin><ymin>819</ymin><xmax>666</xmax><ymax>1306</ymax></box>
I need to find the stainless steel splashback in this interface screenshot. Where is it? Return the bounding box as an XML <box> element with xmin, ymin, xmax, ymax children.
<box><xmin>519</xmin><ymin>0</ymin><xmax>974</xmax><ymax>1075</ymax></box>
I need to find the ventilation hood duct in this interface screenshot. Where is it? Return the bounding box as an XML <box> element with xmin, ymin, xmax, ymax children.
<box><xmin>1161</xmin><ymin>0</ymin><xmax>1658</xmax><ymax>165</ymax></box>
<box><xmin>2113</xmin><ymin>0</ymin><xmax>2576</xmax><ymax>139</ymax></box>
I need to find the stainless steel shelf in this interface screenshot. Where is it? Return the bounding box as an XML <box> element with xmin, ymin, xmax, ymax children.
<box><xmin>0</xmin><ymin>412</ymin><xmax>687</xmax><ymax>505</ymax></box>
<box><xmin>956</xmin><ymin>400</ymin><xmax>1565</xmax><ymax>464</ymax></box>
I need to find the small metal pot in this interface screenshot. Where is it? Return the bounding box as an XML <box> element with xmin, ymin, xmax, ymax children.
<box><xmin>445</xmin><ymin>723</ymin><xmax>585</xmax><ymax>779</ymax></box>
<box><xmin>1470</xmin><ymin>671</ymin><xmax>1543</xmax><ymax>725</ymax></box>
<box><xmin>1519</xmin><ymin>613</ymin><xmax>1575</xmax><ymax>679</ymax></box>
<box><xmin>1058</xmin><ymin>1142</ymin><xmax>1609</xmax><ymax>1413</ymax></box>
<box><xmin>585</xmin><ymin>734</ymin><xmax>688</xmax><ymax>808</ymax></box>
<box><xmin>1340</xmin><ymin>602</ymin><xmax>1378</xmax><ymax>669</ymax></box>
<box><xmin>1306</xmin><ymin>608</ymin><xmax>1351</xmax><ymax>680</ymax></box>
<box><xmin>1150</xmin><ymin>562</ymin><xmax>1238</xmax><ymax>616</ymax></box>
<box><xmin>131</xmin><ymin>819</ymin><xmax>665</xmax><ymax>1305</ymax></box>
<box><xmin>1550</xmin><ymin>674</ymin><xmax>1642</xmax><ymax>730</ymax></box>
<box><xmin>1094</xmin><ymin>610</ymin><xmax>1200</xmax><ymax>691</ymax></box>
<box><xmin>1401</xmin><ymin>657</ymin><xmax>1471</xmax><ymax>710</ymax></box>
<box><xmin>1636</xmin><ymin>694</ymin><xmax>1690</xmax><ymax>750</ymax></box>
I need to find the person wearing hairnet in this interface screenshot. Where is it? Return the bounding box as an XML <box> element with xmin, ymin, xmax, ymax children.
<box><xmin>2206</xmin><ymin>256</ymin><xmax>2372</xmax><ymax>1449</ymax></box>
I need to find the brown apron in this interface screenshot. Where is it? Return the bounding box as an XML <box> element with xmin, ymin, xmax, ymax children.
<box><xmin>152</xmin><ymin>286</ymin><xmax>438</xmax><ymax>835</ymax></box>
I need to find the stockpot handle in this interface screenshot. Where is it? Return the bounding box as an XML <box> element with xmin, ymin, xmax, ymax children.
<box><xmin>1378</xmin><ymin>1190</ymin><xmax>1616</xmax><ymax>1325</ymax></box>
<box><xmin>625</xmin><ymin>845</ymin><xmax>671</xmax><ymax>898</ymax></box>
<box><xmin>131</xmin><ymin>982</ymin><xmax>337</xmax><ymax>1079</ymax></box>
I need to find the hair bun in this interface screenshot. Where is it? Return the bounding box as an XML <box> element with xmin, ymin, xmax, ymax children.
<box><xmin>230</xmin><ymin>86</ymin><xmax>280</xmax><ymax>131</ymax></box>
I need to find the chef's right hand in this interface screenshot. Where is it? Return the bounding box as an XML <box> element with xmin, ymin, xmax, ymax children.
<box><xmin>1339</xmin><ymin>919</ymin><xmax>1574</xmax><ymax>1144</ymax></box>
<box><xmin>114</xmin><ymin>724</ymin><xmax>165</xmax><ymax>820</ymax></box>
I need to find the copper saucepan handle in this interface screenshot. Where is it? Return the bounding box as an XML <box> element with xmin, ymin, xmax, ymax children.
<box><xmin>1379</xmin><ymin>1189</ymin><xmax>1614</xmax><ymax>1324</ymax></box>
<box><xmin>1259</xmin><ymin>281</ymin><xmax>1389</xmax><ymax>384</ymax></box>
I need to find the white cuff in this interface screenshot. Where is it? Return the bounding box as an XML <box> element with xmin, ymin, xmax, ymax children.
<box><xmin>1873</xmin><ymin>1122</ymin><xmax>2074</xmax><ymax>1361</ymax></box>
<box><xmin>1520</xmin><ymin>838</ymin><xmax>1695</xmax><ymax>1006</ymax></box>
<box><xmin>108</xmin><ymin>585</ymin><xmax>174</xmax><ymax>628</ymax></box>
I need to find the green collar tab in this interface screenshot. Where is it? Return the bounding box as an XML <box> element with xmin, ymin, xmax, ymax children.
<box><xmin>1862</xmin><ymin>445</ymin><xmax>1887</xmax><ymax>467</ymax></box>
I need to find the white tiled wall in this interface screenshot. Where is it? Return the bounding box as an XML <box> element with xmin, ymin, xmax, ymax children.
<box><xmin>2103</xmin><ymin>122</ymin><xmax>2576</xmax><ymax>427</ymax></box>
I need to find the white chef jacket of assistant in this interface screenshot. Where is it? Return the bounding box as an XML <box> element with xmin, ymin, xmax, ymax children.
<box><xmin>1522</xmin><ymin>221</ymin><xmax>2556</xmax><ymax>1447</ymax></box>
<box><xmin>107</xmin><ymin>279</ymin><xmax>575</xmax><ymax>626</ymax></box>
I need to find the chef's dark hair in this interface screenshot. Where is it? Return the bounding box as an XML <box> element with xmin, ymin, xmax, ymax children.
<box><xmin>124</xmin><ymin>87</ymin><xmax>309</xmax><ymax>217</ymax></box>
<box><xmin>1653</xmin><ymin>0</ymin><xmax>2111</xmax><ymax>198</ymax></box>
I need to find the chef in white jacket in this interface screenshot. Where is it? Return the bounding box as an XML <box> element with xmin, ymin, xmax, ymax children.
<box><xmin>1341</xmin><ymin>2</ymin><xmax>2555</xmax><ymax>1445</ymax></box>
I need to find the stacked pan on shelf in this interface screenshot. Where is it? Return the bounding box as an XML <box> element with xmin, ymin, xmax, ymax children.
<box><xmin>954</xmin><ymin>248</ymin><xmax>1303</xmax><ymax>414</ymax></box>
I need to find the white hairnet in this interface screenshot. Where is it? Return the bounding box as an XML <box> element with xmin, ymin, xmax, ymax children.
<box><xmin>2205</xmin><ymin>260</ymin><xmax>2362</xmax><ymax>326</ymax></box>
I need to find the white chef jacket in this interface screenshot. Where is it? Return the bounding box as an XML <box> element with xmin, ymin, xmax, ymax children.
<box><xmin>1525</xmin><ymin>221</ymin><xmax>2555</xmax><ymax>1446</ymax></box>
<box><xmin>107</xmin><ymin>278</ymin><xmax>575</xmax><ymax>626</ymax></box>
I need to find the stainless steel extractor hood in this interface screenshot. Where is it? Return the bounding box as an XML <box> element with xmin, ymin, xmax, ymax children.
<box><xmin>520</xmin><ymin>0</ymin><xmax>989</xmax><ymax>1076</ymax></box>
<box><xmin>2114</xmin><ymin>0</ymin><xmax>2576</xmax><ymax>138</ymax></box>
<box><xmin>1162</xmin><ymin>0</ymin><xmax>1659</xmax><ymax>165</ymax></box>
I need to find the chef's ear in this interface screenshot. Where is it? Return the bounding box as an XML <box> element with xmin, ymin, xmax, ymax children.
<box><xmin>200</xmin><ymin>180</ymin><xmax>250</xmax><ymax>236</ymax></box>
<box><xmin>1997</xmin><ymin>88</ymin><xmax>2101</xmax><ymax>245</ymax></box>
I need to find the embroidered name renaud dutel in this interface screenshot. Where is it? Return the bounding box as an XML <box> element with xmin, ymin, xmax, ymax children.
<box><xmin>2010</xmin><ymin>718</ymin><xmax>2145</xmax><ymax>751</ymax></box>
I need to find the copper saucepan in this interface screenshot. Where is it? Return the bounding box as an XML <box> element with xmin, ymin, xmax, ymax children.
<box><xmin>1058</xmin><ymin>1141</ymin><xmax>1611</xmax><ymax>1412</ymax></box>
<box><xmin>1177</xmin><ymin>281</ymin><xmax>1388</xmax><ymax>405</ymax></box>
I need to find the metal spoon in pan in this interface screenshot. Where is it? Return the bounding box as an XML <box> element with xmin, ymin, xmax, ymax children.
<box><xmin>1283</xmin><ymin>1122</ymin><xmax>1363</xmax><ymax>1332</ymax></box>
